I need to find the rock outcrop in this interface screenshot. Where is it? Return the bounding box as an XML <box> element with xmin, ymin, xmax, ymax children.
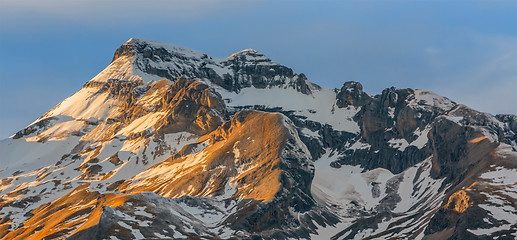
<box><xmin>1</xmin><ymin>38</ymin><xmax>516</xmax><ymax>240</ymax></box>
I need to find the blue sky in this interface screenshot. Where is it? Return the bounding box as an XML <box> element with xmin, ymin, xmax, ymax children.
<box><xmin>0</xmin><ymin>0</ymin><xmax>516</xmax><ymax>139</ymax></box>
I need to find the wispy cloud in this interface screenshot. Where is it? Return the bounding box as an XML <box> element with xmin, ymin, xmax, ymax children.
<box><xmin>0</xmin><ymin>0</ymin><xmax>255</xmax><ymax>28</ymax></box>
<box><xmin>430</xmin><ymin>35</ymin><xmax>517</xmax><ymax>114</ymax></box>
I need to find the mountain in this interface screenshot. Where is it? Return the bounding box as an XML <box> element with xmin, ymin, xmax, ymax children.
<box><xmin>0</xmin><ymin>38</ymin><xmax>516</xmax><ymax>240</ymax></box>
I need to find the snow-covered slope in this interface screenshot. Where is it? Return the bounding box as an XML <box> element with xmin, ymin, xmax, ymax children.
<box><xmin>1</xmin><ymin>38</ymin><xmax>516</xmax><ymax>240</ymax></box>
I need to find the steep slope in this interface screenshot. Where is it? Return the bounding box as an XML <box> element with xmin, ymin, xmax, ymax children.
<box><xmin>0</xmin><ymin>38</ymin><xmax>516</xmax><ymax>240</ymax></box>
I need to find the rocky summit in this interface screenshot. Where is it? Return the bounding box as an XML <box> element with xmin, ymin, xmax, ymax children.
<box><xmin>0</xmin><ymin>38</ymin><xmax>516</xmax><ymax>240</ymax></box>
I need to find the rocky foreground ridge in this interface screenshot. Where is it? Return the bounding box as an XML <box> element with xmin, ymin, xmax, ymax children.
<box><xmin>0</xmin><ymin>38</ymin><xmax>516</xmax><ymax>239</ymax></box>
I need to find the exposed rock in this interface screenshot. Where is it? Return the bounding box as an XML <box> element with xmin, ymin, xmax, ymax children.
<box><xmin>154</xmin><ymin>76</ymin><xmax>226</xmax><ymax>135</ymax></box>
<box><xmin>336</xmin><ymin>81</ymin><xmax>372</xmax><ymax>108</ymax></box>
<box><xmin>2</xmin><ymin>38</ymin><xmax>516</xmax><ymax>240</ymax></box>
<box><xmin>12</xmin><ymin>117</ymin><xmax>58</xmax><ymax>139</ymax></box>
<box><xmin>428</xmin><ymin>105</ymin><xmax>501</xmax><ymax>181</ymax></box>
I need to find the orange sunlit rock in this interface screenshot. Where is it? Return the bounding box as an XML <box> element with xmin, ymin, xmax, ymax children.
<box><xmin>466</xmin><ymin>181</ymin><xmax>477</xmax><ymax>190</ymax></box>
<box><xmin>443</xmin><ymin>182</ymin><xmax>477</xmax><ymax>214</ymax></box>
<box><xmin>118</xmin><ymin>111</ymin><xmax>288</xmax><ymax>202</ymax></box>
<box><xmin>444</xmin><ymin>190</ymin><xmax>472</xmax><ymax>213</ymax></box>
<box><xmin>0</xmin><ymin>184</ymin><xmax>131</xmax><ymax>240</ymax></box>
<box><xmin>468</xmin><ymin>136</ymin><xmax>487</xmax><ymax>143</ymax></box>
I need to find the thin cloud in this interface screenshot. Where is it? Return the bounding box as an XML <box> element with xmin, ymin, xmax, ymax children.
<box><xmin>0</xmin><ymin>0</ymin><xmax>255</xmax><ymax>24</ymax></box>
<box><xmin>430</xmin><ymin>35</ymin><xmax>517</xmax><ymax>114</ymax></box>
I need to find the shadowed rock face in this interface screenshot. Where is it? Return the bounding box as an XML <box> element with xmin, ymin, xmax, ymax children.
<box><xmin>1</xmin><ymin>39</ymin><xmax>516</xmax><ymax>240</ymax></box>
<box><xmin>119</xmin><ymin>111</ymin><xmax>295</xmax><ymax>201</ymax></box>
<box><xmin>336</xmin><ymin>81</ymin><xmax>372</xmax><ymax>108</ymax></box>
<box><xmin>428</xmin><ymin>118</ymin><xmax>497</xmax><ymax>181</ymax></box>
<box><xmin>424</xmin><ymin>146</ymin><xmax>517</xmax><ymax>240</ymax></box>
<box><xmin>110</xmin><ymin>38</ymin><xmax>318</xmax><ymax>94</ymax></box>
<box><xmin>496</xmin><ymin>114</ymin><xmax>517</xmax><ymax>147</ymax></box>
<box><xmin>329</xmin><ymin>87</ymin><xmax>449</xmax><ymax>174</ymax></box>
<box><xmin>428</xmin><ymin>105</ymin><xmax>503</xmax><ymax>181</ymax></box>
<box><xmin>114</xmin><ymin>110</ymin><xmax>327</xmax><ymax>237</ymax></box>
<box><xmin>12</xmin><ymin>117</ymin><xmax>58</xmax><ymax>139</ymax></box>
<box><xmin>150</xmin><ymin>76</ymin><xmax>226</xmax><ymax>135</ymax></box>
<box><xmin>2</xmin><ymin>110</ymin><xmax>329</xmax><ymax>240</ymax></box>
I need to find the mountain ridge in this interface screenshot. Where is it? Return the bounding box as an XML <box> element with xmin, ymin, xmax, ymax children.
<box><xmin>0</xmin><ymin>38</ymin><xmax>516</xmax><ymax>239</ymax></box>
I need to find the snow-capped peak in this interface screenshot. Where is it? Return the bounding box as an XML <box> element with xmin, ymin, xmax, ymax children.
<box><xmin>87</xmin><ymin>38</ymin><xmax>212</xmax><ymax>84</ymax></box>
<box><xmin>118</xmin><ymin>38</ymin><xmax>208</xmax><ymax>61</ymax></box>
<box><xmin>2</xmin><ymin>38</ymin><xmax>517</xmax><ymax>240</ymax></box>
<box><xmin>85</xmin><ymin>38</ymin><xmax>316</xmax><ymax>97</ymax></box>
<box><xmin>228</xmin><ymin>48</ymin><xmax>261</xmax><ymax>57</ymax></box>
<box><xmin>227</xmin><ymin>48</ymin><xmax>271</xmax><ymax>63</ymax></box>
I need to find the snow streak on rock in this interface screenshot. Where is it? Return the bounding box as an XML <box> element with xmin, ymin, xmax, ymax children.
<box><xmin>1</xmin><ymin>38</ymin><xmax>516</xmax><ymax>239</ymax></box>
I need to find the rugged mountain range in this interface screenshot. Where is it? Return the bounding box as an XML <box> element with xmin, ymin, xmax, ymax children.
<box><xmin>0</xmin><ymin>38</ymin><xmax>516</xmax><ymax>239</ymax></box>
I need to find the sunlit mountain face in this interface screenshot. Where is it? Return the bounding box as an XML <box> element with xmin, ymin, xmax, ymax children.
<box><xmin>1</xmin><ymin>39</ymin><xmax>516</xmax><ymax>240</ymax></box>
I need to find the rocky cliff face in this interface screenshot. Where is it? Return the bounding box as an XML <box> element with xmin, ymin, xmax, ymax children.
<box><xmin>0</xmin><ymin>39</ymin><xmax>516</xmax><ymax>240</ymax></box>
<box><xmin>107</xmin><ymin>38</ymin><xmax>319</xmax><ymax>94</ymax></box>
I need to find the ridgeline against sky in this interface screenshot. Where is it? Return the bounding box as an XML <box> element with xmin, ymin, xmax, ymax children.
<box><xmin>0</xmin><ymin>0</ymin><xmax>516</xmax><ymax>138</ymax></box>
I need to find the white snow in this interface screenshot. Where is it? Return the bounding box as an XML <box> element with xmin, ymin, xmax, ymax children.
<box><xmin>43</xmin><ymin>88</ymin><xmax>120</xmax><ymax>120</ymax></box>
<box><xmin>447</xmin><ymin>116</ymin><xmax>464</xmax><ymax>124</ymax></box>
<box><xmin>411</xmin><ymin>89</ymin><xmax>455</xmax><ymax>111</ymax></box>
<box><xmin>216</xmin><ymin>86</ymin><xmax>361</xmax><ymax>133</ymax></box>
<box><xmin>0</xmin><ymin>136</ymin><xmax>81</xmax><ymax>179</ymax></box>
<box><xmin>410</xmin><ymin>127</ymin><xmax>430</xmax><ymax>149</ymax></box>
<box><xmin>388</xmin><ymin>107</ymin><xmax>395</xmax><ymax>118</ymax></box>
<box><xmin>312</xmin><ymin>153</ymin><xmax>446</xmax><ymax>239</ymax></box>
<box><xmin>134</xmin><ymin>206</ymin><xmax>154</xmax><ymax>218</ymax></box>
<box><xmin>88</xmin><ymin>38</ymin><xmax>209</xmax><ymax>84</ymax></box>
<box><xmin>176</xmin><ymin>201</ymin><xmax>227</xmax><ymax>226</ymax></box>
<box><xmin>116</xmin><ymin>112</ymin><xmax>164</xmax><ymax>136</ymax></box>
<box><xmin>89</xmin><ymin>55</ymin><xmax>145</xmax><ymax>83</ymax></box>
<box><xmin>349</xmin><ymin>140</ymin><xmax>371</xmax><ymax>150</ymax></box>
<box><xmin>465</xmin><ymin>144</ymin><xmax>517</xmax><ymax>237</ymax></box>
<box><xmin>3</xmin><ymin>38</ymin><xmax>515</xmax><ymax>240</ymax></box>
<box><xmin>300</xmin><ymin>128</ymin><xmax>320</xmax><ymax>138</ymax></box>
<box><xmin>154</xmin><ymin>232</ymin><xmax>168</xmax><ymax>238</ymax></box>
<box><xmin>393</xmin><ymin>160</ymin><xmax>444</xmax><ymax>213</ymax></box>
<box><xmin>388</xmin><ymin>138</ymin><xmax>409</xmax><ymax>151</ymax></box>
<box><xmin>480</xmin><ymin>167</ymin><xmax>517</xmax><ymax>186</ymax></box>
<box><xmin>388</xmin><ymin>126</ymin><xmax>430</xmax><ymax>151</ymax></box>
<box><xmin>311</xmin><ymin>151</ymin><xmax>390</xmax><ymax>212</ymax></box>
<box><xmin>467</xmin><ymin>224</ymin><xmax>513</xmax><ymax>236</ymax></box>
<box><xmin>309</xmin><ymin>221</ymin><xmax>353</xmax><ymax>240</ymax></box>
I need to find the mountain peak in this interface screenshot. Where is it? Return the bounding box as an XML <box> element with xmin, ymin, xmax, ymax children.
<box><xmin>228</xmin><ymin>48</ymin><xmax>259</xmax><ymax>57</ymax></box>
<box><xmin>94</xmin><ymin>39</ymin><xmax>311</xmax><ymax>94</ymax></box>
<box><xmin>228</xmin><ymin>48</ymin><xmax>271</xmax><ymax>62</ymax></box>
<box><xmin>3</xmin><ymin>38</ymin><xmax>517</xmax><ymax>240</ymax></box>
<box><xmin>113</xmin><ymin>38</ymin><xmax>207</xmax><ymax>63</ymax></box>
